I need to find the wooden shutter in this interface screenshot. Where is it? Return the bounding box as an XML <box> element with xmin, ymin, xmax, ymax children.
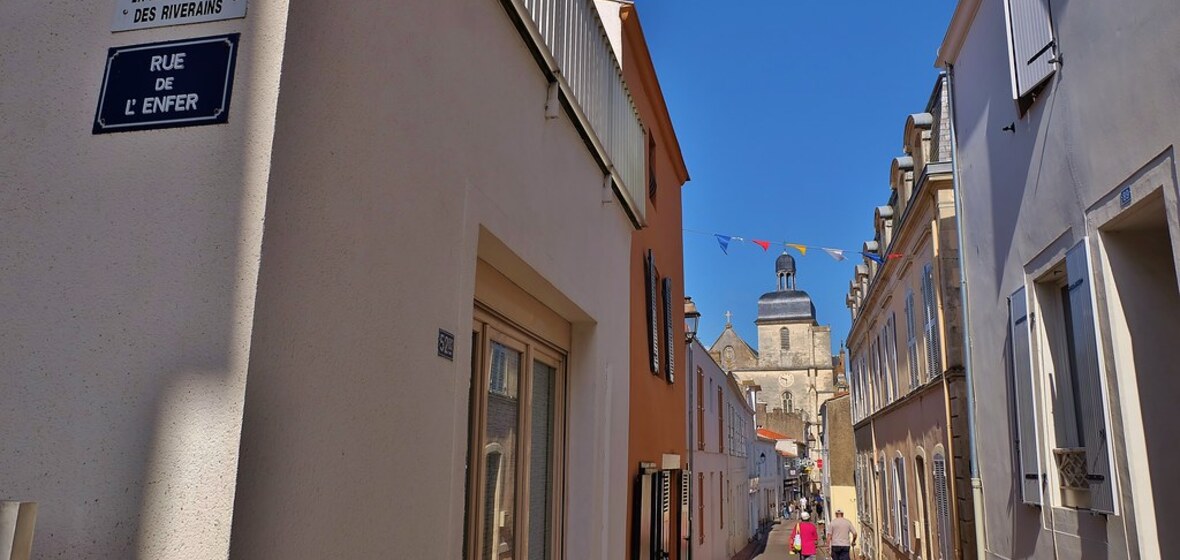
<box><xmin>1065</xmin><ymin>240</ymin><xmax>1116</xmax><ymax>513</ymax></box>
<box><xmin>662</xmin><ymin>277</ymin><xmax>675</xmax><ymax>383</ymax></box>
<box><xmin>645</xmin><ymin>250</ymin><xmax>659</xmax><ymax>375</ymax></box>
<box><xmin>1004</xmin><ymin>0</ymin><xmax>1057</xmax><ymax>97</ymax></box>
<box><xmin>1009</xmin><ymin>286</ymin><xmax>1043</xmax><ymax>505</ymax></box>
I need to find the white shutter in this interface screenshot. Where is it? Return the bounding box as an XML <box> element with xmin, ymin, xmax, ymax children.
<box><xmin>1004</xmin><ymin>0</ymin><xmax>1057</xmax><ymax>97</ymax></box>
<box><xmin>922</xmin><ymin>265</ymin><xmax>942</xmax><ymax>378</ymax></box>
<box><xmin>906</xmin><ymin>291</ymin><xmax>920</xmax><ymax>384</ymax></box>
<box><xmin>1009</xmin><ymin>286</ymin><xmax>1044</xmax><ymax>505</ymax></box>
<box><xmin>933</xmin><ymin>454</ymin><xmax>952</xmax><ymax>560</ymax></box>
<box><xmin>1065</xmin><ymin>240</ymin><xmax>1117</xmax><ymax>513</ymax></box>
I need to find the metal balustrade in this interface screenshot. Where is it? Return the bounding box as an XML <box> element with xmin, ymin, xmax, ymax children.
<box><xmin>513</xmin><ymin>0</ymin><xmax>648</xmax><ymax>225</ymax></box>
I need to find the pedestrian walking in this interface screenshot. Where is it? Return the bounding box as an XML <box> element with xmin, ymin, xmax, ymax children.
<box><xmin>788</xmin><ymin>511</ymin><xmax>820</xmax><ymax>559</ymax></box>
<box><xmin>827</xmin><ymin>509</ymin><xmax>858</xmax><ymax>560</ymax></box>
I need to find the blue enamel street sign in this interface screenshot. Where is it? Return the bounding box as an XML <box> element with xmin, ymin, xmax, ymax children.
<box><xmin>93</xmin><ymin>34</ymin><xmax>239</xmax><ymax>134</ymax></box>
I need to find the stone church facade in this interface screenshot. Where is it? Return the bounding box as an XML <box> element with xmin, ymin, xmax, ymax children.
<box><xmin>709</xmin><ymin>254</ymin><xmax>842</xmax><ymax>492</ymax></box>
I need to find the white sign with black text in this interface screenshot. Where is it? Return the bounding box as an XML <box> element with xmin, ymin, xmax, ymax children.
<box><xmin>112</xmin><ymin>0</ymin><xmax>248</xmax><ymax>32</ymax></box>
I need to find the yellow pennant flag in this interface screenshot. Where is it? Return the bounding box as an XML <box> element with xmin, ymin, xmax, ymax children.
<box><xmin>786</xmin><ymin>243</ymin><xmax>808</xmax><ymax>256</ymax></box>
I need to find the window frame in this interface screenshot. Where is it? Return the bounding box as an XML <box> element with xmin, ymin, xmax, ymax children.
<box><xmin>466</xmin><ymin>308</ymin><xmax>568</xmax><ymax>560</ymax></box>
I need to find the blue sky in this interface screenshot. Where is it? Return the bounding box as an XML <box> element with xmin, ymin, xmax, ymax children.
<box><xmin>637</xmin><ymin>1</ymin><xmax>957</xmax><ymax>354</ymax></box>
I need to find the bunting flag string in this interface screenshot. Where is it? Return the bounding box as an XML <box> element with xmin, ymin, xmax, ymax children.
<box><xmin>684</xmin><ymin>228</ymin><xmax>908</xmax><ymax>262</ymax></box>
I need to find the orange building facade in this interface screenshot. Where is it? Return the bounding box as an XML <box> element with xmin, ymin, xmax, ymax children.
<box><xmin>606</xmin><ymin>3</ymin><xmax>692</xmax><ymax>559</ymax></box>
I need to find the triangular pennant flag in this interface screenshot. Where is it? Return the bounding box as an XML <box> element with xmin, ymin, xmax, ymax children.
<box><xmin>715</xmin><ymin>234</ymin><xmax>731</xmax><ymax>255</ymax></box>
<box><xmin>752</xmin><ymin>239</ymin><xmax>771</xmax><ymax>251</ymax></box>
<box><xmin>786</xmin><ymin>243</ymin><xmax>808</xmax><ymax>256</ymax></box>
<box><xmin>822</xmin><ymin>248</ymin><xmax>846</xmax><ymax>261</ymax></box>
<box><xmin>862</xmin><ymin>251</ymin><xmax>885</xmax><ymax>264</ymax></box>
<box><xmin>887</xmin><ymin>253</ymin><xmax>904</xmax><ymax>260</ymax></box>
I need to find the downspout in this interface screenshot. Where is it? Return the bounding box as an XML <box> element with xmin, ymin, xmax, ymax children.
<box><xmin>944</xmin><ymin>63</ymin><xmax>988</xmax><ymax>560</ymax></box>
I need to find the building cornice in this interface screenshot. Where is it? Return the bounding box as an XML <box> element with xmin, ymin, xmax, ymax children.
<box><xmin>935</xmin><ymin>0</ymin><xmax>983</xmax><ymax>68</ymax></box>
<box><xmin>847</xmin><ymin>164</ymin><xmax>953</xmax><ymax>342</ymax></box>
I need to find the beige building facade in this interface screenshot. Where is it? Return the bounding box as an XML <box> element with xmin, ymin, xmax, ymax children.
<box><xmin>1</xmin><ymin>1</ymin><xmax>668</xmax><ymax>558</ymax></box>
<box><xmin>846</xmin><ymin>76</ymin><xmax>974</xmax><ymax>560</ymax></box>
<box><xmin>937</xmin><ymin>1</ymin><xmax>1180</xmax><ymax>558</ymax></box>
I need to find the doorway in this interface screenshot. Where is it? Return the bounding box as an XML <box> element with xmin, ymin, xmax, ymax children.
<box><xmin>1100</xmin><ymin>190</ymin><xmax>1180</xmax><ymax>558</ymax></box>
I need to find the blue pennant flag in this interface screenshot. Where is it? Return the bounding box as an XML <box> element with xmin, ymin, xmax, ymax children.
<box><xmin>861</xmin><ymin>251</ymin><xmax>885</xmax><ymax>264</ymax></box>
<box><xmin>715</xmin><ymin>234</ymin><xmax>731</xmax><ymax>255</ymax></box>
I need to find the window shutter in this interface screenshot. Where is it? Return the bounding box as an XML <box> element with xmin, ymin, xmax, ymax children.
<box><xmin>897</xmin><ymin>457</ymin><xmax>910</xmax><ymax>550</ymax></box>
<box><xmin>923</xmin><ymin>264</ymin><xmax>943</xmax><ymax>378</ymax></box>
<box><xmin>1004</xmin><ymin>0</ymin><xmax>1057</xmax><ymax>97</ymax></box>
<box><xmin>662</xmin><ymin>277</ymin><xmax>675</xmax><ymax>383</ymax></box>
<box><xmin>1008</xmin><ymin>286</ymin><xmax>1044</xmax><ymax>505</ymax></box>
<box><xmin>906</xmin><ymin>292</ymin><xmax>920</xmax><ymax>384</ymax></box>
<box><xmin>933</xmin><ymin>454</ymin><xmax>952</xmax><ymax>560</ymax></box>
<box><xmin>1065</xmin><ymin>240</ymin><xmax>1116</xmax><ymax>513</ymax></box>
<box><xmin>645</xmin><ymin>250</ymin><xmax>659</xmax><ymax>375</ymax></box>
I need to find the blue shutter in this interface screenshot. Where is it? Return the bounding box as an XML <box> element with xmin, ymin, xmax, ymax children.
<box><xmin>1004</xmin><ymin>0</ymin><xmax>1057</xmax><ymax>97</ymax></box>
<box><xmin>1009</xmin><ymin>286</ymin><xmax>1044</xmax><ymax>505</ymax></box>
<box><xmin>1065</xmin><ymin>240</ymin><xmax>1116</xmax><ymax>513</ymax></box>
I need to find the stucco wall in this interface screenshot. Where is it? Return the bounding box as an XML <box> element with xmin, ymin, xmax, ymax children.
<box><xmin>950</xmin><ymin>1</ymin><xmax>1180</xmax><ymax>558</ymax></box>
<box><xmin>226</xmin><ymin>1</ymin><xmax>633</xmax><ymax>558</ymax></box>
<box><xmin>0</xmin><ymin>2</ymin><xmax>289</xmax><ymax>558</ymax></box>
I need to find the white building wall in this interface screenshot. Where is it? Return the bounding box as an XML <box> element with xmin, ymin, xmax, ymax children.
<box><xmin>0</xmin><ymin>2</ymin><xmax>291</xmax><ymax>558</ymax></box>
<box><xmin>946</xmin><ymin>1</ymin><xmax>1180</xmax><ymax>558</ymax></box>
<box><xmin>689</xmin><ymin>340</ymin><xmax>754</xmax><ymax>560</ymax></box>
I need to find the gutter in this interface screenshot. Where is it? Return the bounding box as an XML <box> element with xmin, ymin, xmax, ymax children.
<box><xmin>944</xmin><ymin>64</ymin><xmax>988</xmax><ymax>560</ymax></box>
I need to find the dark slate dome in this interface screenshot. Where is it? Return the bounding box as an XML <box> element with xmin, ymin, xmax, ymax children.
<box><xmin>756</xmin><ymin>290</ymin><xmax>816</xmax><ymax>324</ymax></box>
<box><xmin>776</xmin><ymin>253</ymin><xmax>796</xmax><ymax>276</ymax></box>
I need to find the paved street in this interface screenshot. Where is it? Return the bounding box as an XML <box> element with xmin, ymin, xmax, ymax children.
<box><xmin>750</xmin><ymin>519</ymin><xmax>830</xmax><ymax>560</ymax></box>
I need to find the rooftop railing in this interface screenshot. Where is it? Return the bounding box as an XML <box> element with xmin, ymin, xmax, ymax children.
<box><xmin>510</xmin><ymin>0</ymin><xmax>647</xmax><ymax>226</ymax></box>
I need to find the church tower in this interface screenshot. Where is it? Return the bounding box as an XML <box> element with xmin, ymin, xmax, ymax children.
<box><xmin>710</xmin><ymin>254</ymin><xmax>838</xmax><ymax>465</ymax></box>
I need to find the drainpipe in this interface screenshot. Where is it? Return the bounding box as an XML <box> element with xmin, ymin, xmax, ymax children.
<box><xmin>944</xmin><ymin>64</ymin><xmax>988</xmax><ymax>560</ymax></box>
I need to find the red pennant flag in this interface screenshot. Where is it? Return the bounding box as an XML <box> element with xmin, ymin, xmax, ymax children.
<box><xmin>887</xmin><ymin>253</ymin><xmax>904</xmax><ymax>260</ymax></box>
<box><xmin>752</xmin><ymin>240</ymin><xmax>771</xmax><ymax>251</ymax></box>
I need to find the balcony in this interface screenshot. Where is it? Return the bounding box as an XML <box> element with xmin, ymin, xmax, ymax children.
<box><xmin>506</xmin><ymin>0</ymin><xmax>648</xmax><ymax>226</ymax></box>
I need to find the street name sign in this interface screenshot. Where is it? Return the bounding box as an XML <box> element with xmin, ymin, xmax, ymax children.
<box><xmin>112</xmin><ymin>0</ymin><xmax>248</xmax><ymax>32</ymax></box>
<box><xmin>93</xmin><ymin>34</ymin><xmax>239</xmax><ymax>134</ymax></box>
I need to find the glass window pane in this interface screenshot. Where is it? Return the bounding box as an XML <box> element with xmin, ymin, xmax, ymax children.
<box><xmin>484</xmin><ymin>341</ymin><xmax>520</xmax><ymax>560</ymax></box>
<box><xmin>528</xmin><ymin>360</ymin><xmax>556</xmax><ymax>559</ymax></box>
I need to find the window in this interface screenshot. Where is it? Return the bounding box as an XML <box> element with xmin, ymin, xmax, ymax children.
<box><xmin>877</xmin><ymin>458</ymin><xmax>888</xmax><ymax>537</ymax></box>
<box><xmin>905</xmin><ymin>290</ymin><xmax>920</xmax><ymax>385</ymax></box>
<box><xmin>647</xmin><ymin>133</ymin><xmax>658</xmax><ymax>203</ymax></box>
<box><xmin>887</xmin><ymin>318</ymin><xmax>892</xmax><ymax>400</ymax></box>
<box><xmin>894</xmin><ymin>454</ymin><xmax>910</xmax><ymax>551</ymax></box>
<box><xmin>1030</xmin><ymin>239</ymin><xmax>1117</xmax><ymax>512</ymax></box>
<box><xmin>719</xmin><ymin>474</ymin><xmax>725</xmax><ymax>529</ymax></box>
<box><xmin>780</xmin><ymin>327</ymin><xmax>790</xmax><ymax>352</ymax></box>
<box><xmin>922</xmin><ymin>264</ymin><xmax>942</xmax><ymax>378</ymax></box>
<box><xmin>782</xmin><ymin>391</ymin><xmax>794</xmax><ymax>414</ymax></box>
<box><xmin>696</xmin><ymin>368</ymin><xmax>705</xmax><ymax>451</ymax></box>
<box><xmin>717</xmin><ymin>388</ymin><xmax>724</xmax><ymax>453</ymax></box>
<box><xmin>933</xmin><ymin>452</ymin><xmax>952</xmax><ymax>560</ymax></box>
<box><xmin>1003</xmin><ymin>0</ymin><xmax>1058</xmax><ymax>102</ymax></box>
<box><xmin>467</xmin><ymin>311</ymin><xmax>566</xmax><ymax>560</ymax></box>
<box><xmin>697</xmin><ymin>473</ymin><xmax>705</xmax><ymax>544</ymax></box>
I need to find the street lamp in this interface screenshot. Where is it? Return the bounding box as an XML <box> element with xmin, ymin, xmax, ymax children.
<box><xmin>684</xmin><ymin>297</ymin><xmax>700</xmax><ymax>343</ymax></box>
<box><xmin>683</xmin><ymin>296</ymin><xmax>702</xmax><ymax>560</ymax></box>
